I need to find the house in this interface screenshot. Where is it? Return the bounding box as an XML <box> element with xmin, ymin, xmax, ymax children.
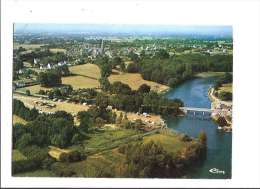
<box><xmin>33</xmin><ymin>58</ymin><xmax>40</xmax><ymax>65</ymax></box>
<box><xmin>57</xmin><ymin>61</ymin><xmax>67</xmax><ymax>67</ymax></box>
<box><xmin>106</xmin><ymin>105</ymin><xmax>113</xmax><ymax>111</ymax></box>
<box><xmin>12</xmin><ymin>83</ymin><xmax>17</xmax><ymax>91</ymax></box>
<box><xmin>18</xmin><ymin>69</ymin><xmax>23</xmax><ymax>74</ymax></box>
<box><xmin>15</xmin><ymin>81</ymin><xmax>25</xmax><ymax>88</ymax></box>
<box><xmin>47</xmin><ymin>63</ymin><xmax>52</xmax><ymax>69</ymax></box>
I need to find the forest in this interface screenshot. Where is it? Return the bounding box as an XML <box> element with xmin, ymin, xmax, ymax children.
<box><xmin>138</xmin><ymin>53</ymin><xmax>233</xmax><ymax>88</ymax></box>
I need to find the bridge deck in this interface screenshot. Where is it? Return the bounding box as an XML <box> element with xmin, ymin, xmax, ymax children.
<box><xmin>180</xmin><ymin>107</ymin><xmax>212</xmax><ymax>113</ymax></box>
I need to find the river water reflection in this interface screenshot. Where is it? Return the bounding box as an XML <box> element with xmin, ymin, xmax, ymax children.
<box><xmin>165</xmin><ymin>77</ymin><xmax>232</xmax><ymax>179</ymax></box>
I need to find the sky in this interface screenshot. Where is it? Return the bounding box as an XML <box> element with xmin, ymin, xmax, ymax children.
<box><xmin>14</xmin><ymin>24</ymin><xmax>232</xmax><ymax>37</ymax></box>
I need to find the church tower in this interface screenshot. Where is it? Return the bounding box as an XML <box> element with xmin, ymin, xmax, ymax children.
<box><xmin>100</xmin><ymin>39</ymin><xmax>104</xmax><ymax>54</ymax></box>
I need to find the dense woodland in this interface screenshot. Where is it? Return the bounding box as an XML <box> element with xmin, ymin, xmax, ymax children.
<box><xmin>12</xmin><ymin>99</ymin><xmax>119</xmax><ymax>174</ymax></box>
<box><xmin>118</xmin><ymin>139</ymin><xmax>206</xmax><ymax>178</ymax></box>
<box><xmin>138</xmin><ymin>52</ymin><xmax>232</xmax><ymax>88</ymax></box>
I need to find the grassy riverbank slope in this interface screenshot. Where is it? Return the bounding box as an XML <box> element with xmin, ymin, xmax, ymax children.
<box><xmin>13</xmin><ymin>128</ymin><xmax>206</xmax><ymax>178</ymax></box>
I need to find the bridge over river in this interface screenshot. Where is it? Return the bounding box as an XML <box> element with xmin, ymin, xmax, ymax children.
<box><xmin>180</xmin><ymin>107</ymin><xmax>212</xmax><ymax>113</ymax></box>
<box><xmin>179</xmin><ymin>106</ymin><xmax>214</xmax><ymax>118</ymax></box>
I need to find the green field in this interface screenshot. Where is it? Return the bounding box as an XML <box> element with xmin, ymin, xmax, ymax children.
<box><xmin>11</xmin><ymin>127</ymin><xmax>200</xmax><ymax>177</ymax></box>
<box><xmin>69</xmin><ymin>64</ymin><xmax>101</xmax><ymax>79</ymax></box>
<box><xmin>62</xmin><ymin>75</ymin><xmax>100</xmax><ymax>89</ymax></box>
<box><xmin>12</xmin><ymin>150</ymin><xmax>27</xmax><ymax>161</ymax></box>
<box><xmin>69</xmin><ymin>128</ymin><xmax>141</xmax><ymax>154</ymax></box>
<box><xmin>16</xmin><ymin>84</ymin><xmax>51</xmax><ymax>95</ymax></box>
<box><xmin>84</xmin><ymin>129</ymin><xmax>140</xmax><ymax>148</ymax></box>
<box><xmin>143</xmin><ymin>132</ymin><xmax>191</xmax><ymax>156</ymax></box>
<box><xmin>51</xmin><ymin>128</ymin><xmax>195</xmax><ymax>177</ymax></box>
<box><xmin>108</xmin><ymin>71</ymin><xmax>169</xmax><ymax>92</ymax></box>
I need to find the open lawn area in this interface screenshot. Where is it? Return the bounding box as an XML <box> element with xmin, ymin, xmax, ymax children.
<box><xmin>16</xmin><ymin>84</ymin><xmax>51</xmax><ymax>95</ymax></box>
<box><xmin>13</xmin><ymin>115</ymin><xmax>27</xmax><ymax>125</ymax></box>
<box><xmin>143</xmin><ymin>132</ymin><xmax>191</xmax><ymax>156</ymax></box>
<box><xmin>108</xmin><ymin>72</ymin><xmax>169</xmax><ymax>93</ymax></box>
<box><xmin>84</xmin><ymin>129</ymin><xmax>140</xmax><ymax>149</ymax></box>
<box><xmin>62</xmin><ymin>75</ymin><xmax>100</xmax><ymax>89</ymax></box>
<box><xmin>69</xmin><ymin>128</ymin><xmax>141</xmax><ymax>155</ymax></box>
<box><xmin>69</xmin><ymin>64</ymin><xmax>101</xmax><ymax>79</ymax></box>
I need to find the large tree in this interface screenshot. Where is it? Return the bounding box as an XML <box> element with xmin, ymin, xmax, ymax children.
<box><xmin>38</xmin><ymin>71</ymin><xmax>62</xmax><ymax>87</ymax></box>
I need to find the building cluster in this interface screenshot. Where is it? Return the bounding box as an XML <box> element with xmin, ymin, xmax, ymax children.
<box><xmin>39</xmin><ymin>60</ymin><xmax>68</xmax><ymax>70</ymax></box>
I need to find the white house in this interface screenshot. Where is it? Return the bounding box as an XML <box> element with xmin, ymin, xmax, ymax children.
<box><xmin>33</xmin><ymin>58</ymin><xmax>40</xmax><ymax>65</ymax></box>
<box><xmin>47</xmin><ymin>63</ymin><xmax>52</xmax><ymax>69</ymax></box>
<box><xmin>57</xmin><ymin>61</ymin><xmax>67</xmax><ymax>67</ymax></box>
<box><xmin>18</xmin><ymin>69</ymin><xmax>23</xmax><ymax>74</ymax></box>
<box><xmin>15</xmin><ymin>81</ymin><xmax>25</xmax><ymax>87</ymax></box>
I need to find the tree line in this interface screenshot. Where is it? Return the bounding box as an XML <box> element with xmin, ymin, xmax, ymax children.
<box><xmin>214</xmin><ymin>72</ymin><xmax>232</xmax><ymax>101</ymax></box>
<box><xmin>96</xmin><ymin>81</ymin><xmax>183</xmax><ymax>115</ymax></box>
<box><xmin>127</xmin><ymin>53</ymin><xmax>232</xmax><ymax>88</ymax></box>
<box><xmin>116</xmin><ymin>132</ymin><xmax>207</xmax><ymax>178</ymax></box>
<box><xmin>37</xmin><ymin>65</ymin><xmax>70</xmax><ymax>87</ymax></box>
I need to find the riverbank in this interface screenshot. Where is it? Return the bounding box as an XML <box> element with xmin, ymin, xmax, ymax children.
<box><xmin>208</xmin><ymin>87</ymin><xmax>232</xmax><ymax>132</ymax></box>
<box><xmin>195</xmin><ymin>72</ymin><xmax>225</xmax><ymax>78</ymax></box>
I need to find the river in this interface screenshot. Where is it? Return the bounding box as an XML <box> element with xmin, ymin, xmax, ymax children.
<box><xmin>164</xmin><ymin>77</ymin><xmax>232</xmax><ymax>179</ymax></box>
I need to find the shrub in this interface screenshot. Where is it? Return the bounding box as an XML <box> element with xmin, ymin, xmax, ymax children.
<box><xmin>218</xmin><ymin>91</ymin><xmax>232</xmax><ymax>101</ymax></box>
<box><xmin>25</xmin><ymin>89</ymin><xmax>31</xmax><ymax>96</ymax></box>
<box><xmin>216</xmin><ymin>116</ymin><xmax>228</xmax><ymax>127</ymax></box>
<box><xmin>127</xmin><ymin>63</ymin><xmax>139</xmax><ymax>73</ymax></box>
<box><xmin>12</xmin><ymin>160</ymin><xmax>39</xmax><ymax>174</ymax></box>
<box><xmin>38</xmin><ymin>71</ymin><xmax>62</xmax><ymax>87</ymax></box>
<box><xmin>59</xmin><ymin>153</ymin><xmax>70</xmax><ymax>162</ymax></box>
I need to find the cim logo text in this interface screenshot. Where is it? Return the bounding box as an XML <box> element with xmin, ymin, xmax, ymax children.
<box><xmin>209</xmin><ymin>168</ymin><xmax>225</xmax><ymax>175</ymax></box>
